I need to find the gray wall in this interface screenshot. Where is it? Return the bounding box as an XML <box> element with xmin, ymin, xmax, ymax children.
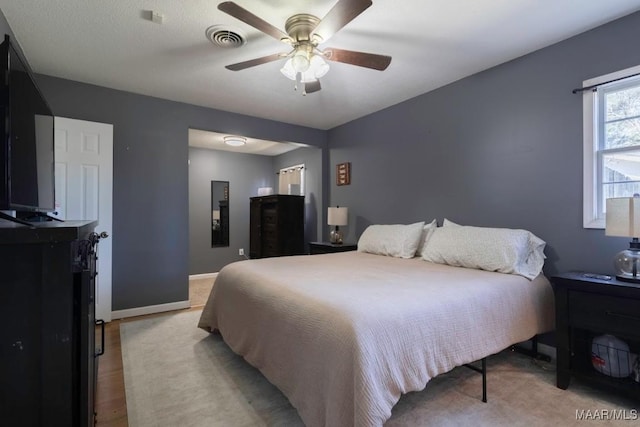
<box><xmin>189</xmin><ymin>144</ymin><xmax>323</xmax><ymax>274</ymax></box>
<box><xmin>189</xmin><ymin>147</ymin><xmax>274</xmax><ymax>274</ymax></box>
<box><xmin>28</xmin><ymin>73</ymin><xmax>325</xmax><ymax>311</ymax></box>
<box><xmin>328</xmin><ymin>11</ymin><xmax>640</xmax><ymax>277</ymax></box>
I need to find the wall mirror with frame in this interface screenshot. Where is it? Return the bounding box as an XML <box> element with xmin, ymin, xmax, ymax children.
<box><xmin>211</xmin><ymin>180</ymin><xmax>229</xmax><ymax>247</ymax></box>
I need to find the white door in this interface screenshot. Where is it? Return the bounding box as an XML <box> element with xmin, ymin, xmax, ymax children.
<box><xmin>52</xmin><ymin>117</ymin><xmax>113</xmax><ymax>322</ymax></box>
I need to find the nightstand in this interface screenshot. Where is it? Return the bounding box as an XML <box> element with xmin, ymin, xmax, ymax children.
<box><xmin>551</xmin><ymin>272</ymin><xmax>640</xmax><ymax>400</ymax></box>
<box><xmin>308</xmin><ymin>241</ymin><xmax>357</xmax><ymax>255</ymax></box>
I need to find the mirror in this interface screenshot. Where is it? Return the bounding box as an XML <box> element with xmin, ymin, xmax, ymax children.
<box><xmin>211</xmin><ymin>181</ymin><xmax>229</xmax><ymax>247</ymax></box>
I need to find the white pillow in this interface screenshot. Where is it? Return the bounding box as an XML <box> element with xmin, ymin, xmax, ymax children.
<box><xmin>415</xmin><ymin>219</ymin><xmax>438</xmax><ymax>256</ymax></box>
<box><xmin>421</xmin><ymin>220</ymin><xmax>546</xmax><ymax>279</ymax></box>
<box><xmin>357</xmin><ymin>221</ymin><xmax>425</xmax><ymax>258</ymax></box>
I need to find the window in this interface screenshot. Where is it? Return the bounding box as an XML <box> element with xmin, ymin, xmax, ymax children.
<box><xmin>583</xmin><ymin>65</ymin><xmax>640</xmax><ymax>228</ymax></box>
<box><xmin>278</xmin><ymin>164</ymin><xmax>305</xmax><ymax>195</ymax></box>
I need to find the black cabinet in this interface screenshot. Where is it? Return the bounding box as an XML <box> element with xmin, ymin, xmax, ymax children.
<box><xmin>552</xmin><ymin>272</ymin><xmax>640</xmax><ymax>400</ymax></box>
<box><xmin>250</xmin><ymin>195</ymin><xmax>304</xmax><ymax>258</ymax></box>
<box><xmin>0</xmin><ymin>220</ymin><xmax>100</xmax><ymax>426</ymax></box>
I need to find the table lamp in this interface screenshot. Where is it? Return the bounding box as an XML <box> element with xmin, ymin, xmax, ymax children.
<box><xmin>606</xmin><ymin>196</ymin><xmax>640</xmax><ymax>283</ymax></box>
<box><xmin>328</xmin><ymin>206</ymin><xmax>348</xmax><ymax>244</ymax></box>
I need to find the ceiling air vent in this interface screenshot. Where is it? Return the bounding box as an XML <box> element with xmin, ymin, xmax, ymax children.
<box><xmin>206</xmin><ymin>25</ymin><xmax>247</xmax><ymax>48</ymax></box>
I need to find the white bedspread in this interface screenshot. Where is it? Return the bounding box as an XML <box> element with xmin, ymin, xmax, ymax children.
<box><xmin>198</xmin><ymin>252</ymin><xmax>555</xmax><ymax>427</ymax></box>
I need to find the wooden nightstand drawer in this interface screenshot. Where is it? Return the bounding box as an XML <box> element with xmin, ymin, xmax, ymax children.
<box><xmin>569</xmin><ymin>291</ymin><xmax>640</xmax><ymax>336</ymax></box>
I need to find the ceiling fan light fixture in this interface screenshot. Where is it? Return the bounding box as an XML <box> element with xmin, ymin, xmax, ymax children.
<box><xmin>218</xmin><ymin>1</ymin><xmax>391</xmax><ymax>93</ymax></box>
<box><xmin>224</xmin><ymin>136</ymin><xmax>246</xmax><ymax>147</ymax></box>
<box><xmin>280</xmin><ymin>58</ymin><xmax>297</xmax><ymax>80</ymax></box>
<box><xmin>280</xmin><ymin>54</ymin><xmax>329</xmax><ymax>83</ymax></box>
<box><xmin>291</xmin><ymin>50</ymin><xmax>310</xmax><ymax>72</ymax></box>
<box><xmin>308</xmin><ymin>55</ymin><xmax>330</xmax><ymax>79</ymax></box>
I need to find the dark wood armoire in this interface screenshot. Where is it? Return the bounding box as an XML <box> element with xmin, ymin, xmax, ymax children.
<box><xmin>249</xmin><ymin>194</ymin><xmax>304</xmax><ymax>259</ymax></box>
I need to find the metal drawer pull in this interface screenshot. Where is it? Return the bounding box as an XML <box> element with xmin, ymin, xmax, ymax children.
<box><xmin>605</xmin><ymin>310</ymin><xmax>640</xmax><ymax>322</ymax></box>
<box><xmin>95</xmin><ymin>319</ymin><xmax>105</xmax><ymax>357</ymax></box>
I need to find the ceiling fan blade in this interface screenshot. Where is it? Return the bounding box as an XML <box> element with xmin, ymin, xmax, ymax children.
<box><xmin>218</xmin><ymin>2</ymin><xmax>291</xmax><ymax>43</ymax></box>
<box><xmin>225</xmin><ymin>53</ymin><xmax>285</xmax><ymax>71</ymax></box>
<box><xmin>312</xmin><ymin>0</ymin><xmax>372</xmax><ymax>42</ymax></box>
<box><xmin>323</xmin><ymin>47</ymin><xmax>391</xmax><ymax>70</ymax></box>
<box><xmin>304</xmin><ymin>80</ymin><xmax>322</xmax><ymax>94</ymax></box>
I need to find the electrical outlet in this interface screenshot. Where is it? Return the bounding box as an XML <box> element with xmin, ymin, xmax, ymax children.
<box><xmin>239</xmin><ymin>248</ymin><xmax>244</xmax><ymax>256</ymax></box>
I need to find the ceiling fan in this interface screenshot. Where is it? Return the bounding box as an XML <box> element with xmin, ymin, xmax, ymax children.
<box><xmin>218</xmin><ymin>0</ymin><xmax>392</xmax><ymax>94</ymax></box>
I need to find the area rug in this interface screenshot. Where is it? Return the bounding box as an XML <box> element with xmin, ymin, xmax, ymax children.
<box><xmin>121</xmin><ymin>310</ymin><xmax>637</xmax><ymax>426</ymax></box>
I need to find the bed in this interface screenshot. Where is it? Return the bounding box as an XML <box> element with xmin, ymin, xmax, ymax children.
<box><xmin>198</xmin><ymin>245</ymin><xmax>555</xmax><ymax>426</ymax></box>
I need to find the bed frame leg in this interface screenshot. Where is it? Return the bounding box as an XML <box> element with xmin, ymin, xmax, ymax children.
<box><xmin>481</xmin><ymin>358</ymin><xmax>487</xmax><ymax>403</ymax></box>
<box><xmin>463</xmin><ymin>357</ymin><xmax>487</xmax><ymax>403</ymax></box>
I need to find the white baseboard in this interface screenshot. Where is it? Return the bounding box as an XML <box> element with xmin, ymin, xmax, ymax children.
<box><xmin>111</xmin><ymin>300</ymin><xmax>191</xmax><ymax>320</ymax></box>
<box><xmin>189</xmin><ymin>272</ymin><xmax>218</xmax><ymax>280</ymax></box>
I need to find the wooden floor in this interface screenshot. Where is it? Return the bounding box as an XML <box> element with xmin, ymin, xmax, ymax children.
<box><xmin>95</xmin><ymin>317</ymin><xmax>128</xmax><ymax>426</ymax></box>
<box><xmin>95</xmin><ymin>307</ymin><xmax>203</xmax><ymax>426</ymax></box>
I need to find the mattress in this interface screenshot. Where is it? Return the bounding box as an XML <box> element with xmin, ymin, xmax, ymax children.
<box><xmin>198</xmin><ymin>251</ymin><xmax>555</xmax><ymax>427</ymax></box>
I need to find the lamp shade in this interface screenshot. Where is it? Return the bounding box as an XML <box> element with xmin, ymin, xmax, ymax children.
<box><xmin>327</xmin><ymin>207</ymin><xmax>348</xmax><ymax>226</ymax></box>
<box><xmin>606</xmin><ymin>197</ymin><xmax>640</xmax><ymax>237</ymax></box>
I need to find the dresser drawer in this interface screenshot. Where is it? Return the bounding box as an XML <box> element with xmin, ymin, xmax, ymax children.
<box><xmin>262</xmin><ymin>223</ymin><xmax>277</xmax><ymax>234</ymax></box>
<box><xmin>262</xmin><ymin>208</ymin><xmax>277</xmax><ymax>225</ymax></box>
<box><xmin>569</xmin><ymin>291</ymin><xmax>640</xmax><ymax>336</ymax></box>
<box><xmin>262</xmin><ymin>236</ymin><xmax>278</xmax><ymax>255</ymax></box>
<box><xmin>261</xmin><ymin>229</ymin><xmax>278</xmax><ymax>243</ymax></box>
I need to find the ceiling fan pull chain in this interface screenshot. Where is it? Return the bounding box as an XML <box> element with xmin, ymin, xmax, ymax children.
<box><xmin>295</xmin><ymin>72</ymin><xmax>302</xmax><ymax>92</ymax></box>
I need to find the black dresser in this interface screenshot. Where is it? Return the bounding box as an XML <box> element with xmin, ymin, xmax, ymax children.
<box><xmin>250</xmin><ymin>195</ymin><xmax>305</xmax><ymax>258</ymax></box>
<box><xmin>0</xmin><ymin>220</ymin><xmax>101</xmax><ymax>426</ymax></box>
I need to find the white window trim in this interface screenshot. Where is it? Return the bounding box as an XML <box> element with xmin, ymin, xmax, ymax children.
<box><xmin>583</xmin><ymin>64</ymin><xmax>640</xmax><ymax>229</ymax></box>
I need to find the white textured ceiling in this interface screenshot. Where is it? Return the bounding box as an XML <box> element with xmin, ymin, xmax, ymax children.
<box><xmin>2</xmin><ymin>0</ymin><xmax>640</xmax><ymax>130</ymax></box>
<box><xmin>188</xmin><ymin>128</ymin><xmax>307</xmax><ymax>155</ymax></box>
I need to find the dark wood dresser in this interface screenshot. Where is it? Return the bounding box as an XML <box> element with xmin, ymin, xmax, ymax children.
<box><xmin>0</xmin><ymin>220</ymin><xmax>100</xmax><ymax>426</ymax></box>
<box><xmin>551</xmin><ymin>272</ymin><xmax>640</xmax><ymax>400</ymax></box>
<box><xmin>250</xmin><ymin>195</ymin><xmax>304</xmax><ymax>259</ymax></box>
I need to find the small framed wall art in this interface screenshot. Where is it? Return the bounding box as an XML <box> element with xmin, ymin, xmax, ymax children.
<box><xmin>336</xmin><ymin>162</ymin><xmax>351</xmax><ymax>186</ymax></box>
